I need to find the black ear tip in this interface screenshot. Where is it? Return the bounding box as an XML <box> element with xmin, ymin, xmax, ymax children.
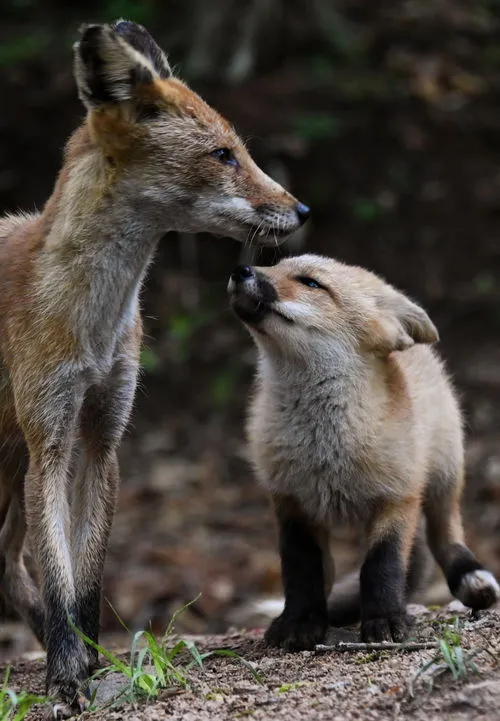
<box><xmin>78</xmin><ymin>23</ymin><xmax>106</xmax><ymax>43</ymax></box>
<box><xmin>78</xmin><ymin>22</ymin><xmax>91</xmax><ymax>35</ymax></box>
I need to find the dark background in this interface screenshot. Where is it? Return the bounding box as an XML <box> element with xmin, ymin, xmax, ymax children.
<box><xmin>1</xmin><ymin>0</ymin><xmax>500</xmax><ymax>649</ymax></box>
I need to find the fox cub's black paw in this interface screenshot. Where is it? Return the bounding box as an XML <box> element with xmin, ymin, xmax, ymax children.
<box><xmin>264</xmin><ymin>611</ymin><xmax>327</xmax><ymax>651</ymax></box>
<box><xmin>361</xmin><ymin>612</ymin><xmax>410</xmax><ymax>643</ymax></box>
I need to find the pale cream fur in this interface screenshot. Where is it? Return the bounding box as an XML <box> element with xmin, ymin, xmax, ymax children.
<box><xmin>242</xmin><ymin>255</ymin><xmax>457</xmax><ymax>526</ymax></box>
<box><xmin>229</xmin><ymin>254</ymin><xmax>499</xmax><ymax>630</ymax></box>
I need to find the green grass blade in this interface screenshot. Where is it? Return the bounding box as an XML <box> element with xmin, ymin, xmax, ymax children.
<box><xmin>199</xmin><ymin>649</ymin><xmax>264</xmax><ymax>684</ymax></box>
<box><xmin>69</xmin><ymin>616</ymin><xmax>130</xmax><ymax>677</ymax></box>
<box><xmin>163</xmin><ymin>593</ymin><xmax>202</xmax><ymax>642</ymax></box>
<box><xmin>134</xmin><ymin>646</ymin><xmax>151</xmax><ymax>677</ymax></box>
<box><xmin>144</xmin><ymin>632</ymin><xmax>168</xmax><ymax>687</ymax></box>
<box><xmin>439</xmin><ymin>640</ymin><xmax>457</xmax><ymax>680</ymax></box>
<box><xmin>1</xmin><ymin>667</ymin><xmax>10</xmax><ymax>693</ymax></box>
<box><xmin>11</xmin><ymin>694</ymin><xmax>48</xmax><ymax>721</ymax></box>
<box><xmin>167</xmin><ymin>639</ymin><xmax>189</xmax><ymax>661</ymax></box>
<box><xmin>130</xmin><ymin>630</ymin><xmax>147</xmax><ymax>675</ymax></box>
<box><xmin>454</xmin><ymin>646</ymin><xmax>465</xmax><ymax>678</ymax></box>
<box><xmin>105</xmin><ymin>599</ymin><xmax>131</xmax><ymax>633</ymax></box>
<box><xmin>183</xmin><ymin>640</ymin><xmax>204</xmax><ymax>670</ymax></box>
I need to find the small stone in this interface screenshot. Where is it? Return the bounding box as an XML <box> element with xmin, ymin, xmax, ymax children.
<box><xmin>446</xmin><ymin>599</ymin><xmax>468</xmax><ymax>613</ymax></box>
<box><xmin>407</xmin><ymin>603</ymin><xmax>430</xmax><ymax>617</ymax></box>
<box><xmin>232</xmin><ymin>683</ymin><xmax>262</xmax><ymax>694</ymax></box>
<box><xmin>255</xmin><ymin>696</ymin><xmax>283</xmax><ymax>706</ymax></box>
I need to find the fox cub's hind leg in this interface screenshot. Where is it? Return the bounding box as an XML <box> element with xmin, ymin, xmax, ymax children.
<box><xmin>0</xmin><ymin>443</ymin><xmax>45</xmax><ymax>645</ymax></box>
<box><xmin>360</xmin><ymin>497</ymin><xmax>420</xmax><ymax>643</ymax></box>
<box><xmin>264</xmin><ymin>494</ymin><xmax>333</xmax><ymax>651</ymax></box>
<box><xmin>327</xmin><ymin>524</ymin><xmax>430</xmax><ymax>629</ymax></box>
<box><xmin>425</xmin><ymin>473</ymin><xmax>499</xmax><ymax>610</ymax></box>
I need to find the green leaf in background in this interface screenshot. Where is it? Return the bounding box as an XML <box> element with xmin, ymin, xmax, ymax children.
<box><xmin>102</xmin><ymin>0</ymin><xmax>155</xmax><ymax>25</ymax></box>
<box><xmin>473</xmin><ymin>271</ymin><xmax>496</xmax><ymax>295</ymax></box>
<box><xmin>293</xmin><ymin>113</ymin><xmax>343</xmax><ymax>141</ymax></box>
<box><xmin>210</xmin><ymin>365</ymin><xmax>242</xmax><ymax>408</ymax></box>
<box><xmin>140</xmin><ymin>346</ymin><xmax>161</xmax><ymax>373</ymax></box>
<box><xmin>0</xmin><ymin>31</ymin><xmax>49</xmax><ymax>66</ymax></box>
<box><xmin>350</xmin><ymin>197</ymin><xmax>386</xmax><ymax>223</ymax></box>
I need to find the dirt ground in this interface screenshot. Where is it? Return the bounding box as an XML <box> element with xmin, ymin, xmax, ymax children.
<box><xmin>4</xmin><ymin>603</ymin><xmax>500</xmax><ymax>721</ymax></box>
<box><xmin>3</xmin><ymin>0</ymin><xmax>500</xmax><ymax>658</ymax></box>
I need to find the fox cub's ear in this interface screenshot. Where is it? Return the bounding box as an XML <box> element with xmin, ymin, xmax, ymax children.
<box><xmin>73</xmin><ymin>20</ymin><xmax>171</xmax><ymax>110</ymax></box>
<box><xmin>368</xmin><ymin>289</ymin><xmax>439</xmax><ymax>355</ymax></box>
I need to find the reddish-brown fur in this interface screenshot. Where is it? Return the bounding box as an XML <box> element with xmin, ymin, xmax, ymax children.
<box><xmin>0</xmin><ymin>20</ymin><xmax>308</xmax><ymax>718</ymax></box>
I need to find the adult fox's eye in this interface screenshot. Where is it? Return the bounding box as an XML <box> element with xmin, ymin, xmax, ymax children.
<box><xmin>210</xmin><ymin>148</ymin><xmax>238</xmax><ymax>167</ymax></box>
<box><xmin>296</xmin><ymin>276</ymin><xmax>322</xmax><ymax>289</ymax></box>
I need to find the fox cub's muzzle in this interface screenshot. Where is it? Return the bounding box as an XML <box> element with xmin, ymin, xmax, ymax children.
<box><xmin>228</xmin><ymin>265</ymin><xmax>278</xmax><ymax>325</ymax></box>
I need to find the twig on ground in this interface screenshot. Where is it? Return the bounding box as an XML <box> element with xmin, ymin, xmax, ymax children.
<box><xmin>315</xmin><ymin>641</ymin><xmax>437</xmax><ymax>654</ymax></box>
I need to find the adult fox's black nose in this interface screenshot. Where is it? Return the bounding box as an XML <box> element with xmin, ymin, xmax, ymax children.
<box><xmin>231</xmin><ymin>265</ymin><xmax>254</xmax><ymax>283</ymax></box>
<box><xmin>296</xmin><ymin>202</ymin><xmax>311</xmax><ymax>225</ymax></box>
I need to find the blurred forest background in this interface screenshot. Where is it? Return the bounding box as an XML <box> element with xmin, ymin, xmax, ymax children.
<box><xmin>1</xmin><ymin>0</ymin><xmax>500</xmax><ymax>656</ymax></box>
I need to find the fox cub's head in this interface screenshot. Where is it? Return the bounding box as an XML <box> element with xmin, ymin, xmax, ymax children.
<box><xmin>73</xmin><ymin>20</ymin><xmax>309</xmax><ymax>242</ymax></box>
<box><xmin>228</xmin><ymin>254</ymin><xmax>438</xmax><ymax>358</ymax></box>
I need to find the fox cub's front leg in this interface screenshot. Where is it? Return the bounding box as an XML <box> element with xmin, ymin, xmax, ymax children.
<box><xmin>264</xmin><ymin>495</ymin><xmax>331</xmax><ymax>651</ymax></box>
<box><xmin>360</xmin><ymin>497</ymin><xmax>420</xmax><ymax>642</ymax></box>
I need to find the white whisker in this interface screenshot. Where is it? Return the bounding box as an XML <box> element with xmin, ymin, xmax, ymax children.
<box><xmin>250</xmin><ymin>220</ymin><xmax>264</xmax><ymax>246</ymax></box>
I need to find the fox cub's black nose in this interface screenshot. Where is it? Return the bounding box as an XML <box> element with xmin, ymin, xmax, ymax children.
<box><xmin>231</xmin><ymin>265</ymin><xmax>254</xmax><ymax>283</ymax></box>
<box><xmin>296</xmin><ymin>202</ymin><xmax>311</xmax><ymax>225</ymax></box>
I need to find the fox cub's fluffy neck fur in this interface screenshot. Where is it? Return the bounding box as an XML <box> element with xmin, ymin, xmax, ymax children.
<box><xmin>250</xmin><ymin>341</ymin><xmax>419</xmax><ymax>524</ymax></box>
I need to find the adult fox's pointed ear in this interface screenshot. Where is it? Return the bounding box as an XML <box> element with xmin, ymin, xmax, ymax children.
<box><xmin>367</xmin><ymin>288</ymin><xmax>439</xmax><ymax>356</ymax></box>
<box><xmin>73</xmin><ymin>20</ymin><xmax>171</xmax><ymax>111</ymax></box>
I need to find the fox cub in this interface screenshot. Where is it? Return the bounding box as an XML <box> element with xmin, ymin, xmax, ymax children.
<box><xmin>228</xmin><ymin>254</ymin><xmax>499</xmax><ymax>650</ymax></box>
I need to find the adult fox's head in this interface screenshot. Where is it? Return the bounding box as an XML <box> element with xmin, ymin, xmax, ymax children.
<box><xmin>72</xmin><ymin>20</ymin><xmax>309</xmax><ymax>243</ymax></box>
<box><xmin>228</xmin><ymin>254</ymin><xmax>438</xmax><ymax>358</ymax></box>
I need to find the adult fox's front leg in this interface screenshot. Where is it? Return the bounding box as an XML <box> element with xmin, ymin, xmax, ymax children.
<box><xmin>70</xmin><ymin>453</ymin><xmax>119</xmax><ymax>673</ymax></box>
<box><xmin>71</xmin><ymin>330</ymin><xmax>141</xmax><ymax>671</ymax></box>
<box><xmin>0</xmin><ymin>441</ymin><xmax>45</xmax><ymax>645</ymax></box>
<box><xmin>15</xmin><ymin>366</ymin><xmax>89</xmax><ymax>718</ymax></box>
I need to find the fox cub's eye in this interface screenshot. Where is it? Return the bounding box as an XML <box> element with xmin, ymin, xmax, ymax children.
<box><xmin>296</xmin><ymin>276</ymin><xmax>322</xmax><ymax>289</ymax></box>
<box><xmin>210</xmin><ymin>148</ymin><xmax>238</xmax><ymax>167</ymax></box>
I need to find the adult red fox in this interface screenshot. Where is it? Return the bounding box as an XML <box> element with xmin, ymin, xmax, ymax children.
<box><xmin>0</xmin><ymin>20</ymin><xmax>308</xmax><ymax>717</ymax></box>
<box><xmin>229</xmin><ymin>254</ymin><xmax>499</xmax><ymax>651</ymax></box>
